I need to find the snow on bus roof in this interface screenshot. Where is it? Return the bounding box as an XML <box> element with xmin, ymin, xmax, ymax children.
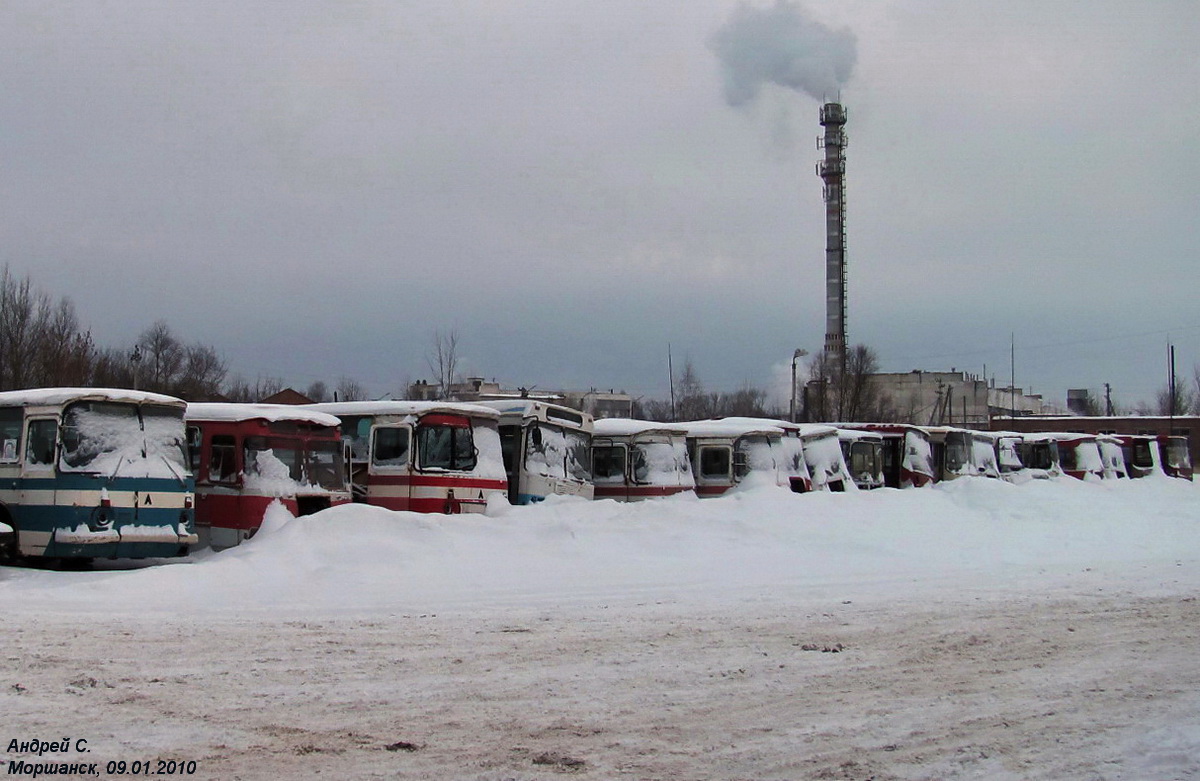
<box><xmin>305</xmin><ymin>400</ymin><xmax>501</xmax><ymax>421</ymax></box>
<box><xmin>793</xmin><ymin>423</ymin><xmax>839</xmax><ymax>437</ymax></box>
<box><xmin>0</xmin><ymin>387</ymin><xmax>185</xmax><ymax>408</ymax></box>
<box><xmin>661</xmin><ymin>419</ymin><xmax>784</xmax><ymax>438</ymax></box>
<box><xmin>1023</xmin><ymin>431</ymin><xmax>1099</xmax><ymax>442</ymax></box>
<box><xmin>474</xmin><ymin>399</ymin><xmax>593</xmax><ymax>427</ymax></box>
<box><xmin>186</xmin><ymin>403</ymin><xmax>341</xmax><ymax>427</ymax></box>
<box><xmin>837</xmin><ymin>428</ymin><xmax>882</xmax><ymax>442</ymax></box>
<box><xmin>593</xmin><ymin>418</ymin><xmax>684</xmax><ymax>438</ymax></box>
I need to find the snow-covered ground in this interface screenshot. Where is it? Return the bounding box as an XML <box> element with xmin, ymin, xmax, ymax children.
<box><xmin>3</xmin><ymin>476</ymin><xmax>1198</xmax><ymax>779</ymax></box>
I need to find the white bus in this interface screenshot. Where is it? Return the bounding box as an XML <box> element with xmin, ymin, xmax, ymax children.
<box><xmin>476</xmin><ymin>400</ymin><xmax>593</xmax><ymax>504</ymax></box>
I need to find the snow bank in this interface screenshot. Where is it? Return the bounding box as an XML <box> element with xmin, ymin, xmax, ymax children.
<box><xmin>3</xmin><ymin>476</ymin><xmax>1197</xmax><ymax>619</ymax></box>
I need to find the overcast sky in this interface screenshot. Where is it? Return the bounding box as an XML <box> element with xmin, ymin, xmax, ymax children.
<box><xmin>3</xmin><ymin>1</ymin><xmax>1197</xmax><ymax>409</ymax></box>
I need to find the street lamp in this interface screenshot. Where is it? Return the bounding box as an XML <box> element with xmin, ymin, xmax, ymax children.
<box><xmin>130</xmin><ymin>345</ymin><xmax>142</xmax><ymax>391</ymax></box>
<box><xmin>789</xmin><ymin>348</ymin><xmax>808</xmax><ymax>423</ymax></box>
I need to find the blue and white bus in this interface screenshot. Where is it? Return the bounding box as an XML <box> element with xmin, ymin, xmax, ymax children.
<box><xmin>476</xmin><ymin>400</ymin><xmax>594</xmax><ymax>504</ymax></box>
<box><xmin>0</xmin><ymin>388</ymin><xmax>197</xmax><ymax>564</ymax></box>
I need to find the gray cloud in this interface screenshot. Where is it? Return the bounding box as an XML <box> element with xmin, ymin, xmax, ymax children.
<box><xmin>0</xmin><ymin>1</ymin><xmax>1196</xmax><ymax>408</ymax></box>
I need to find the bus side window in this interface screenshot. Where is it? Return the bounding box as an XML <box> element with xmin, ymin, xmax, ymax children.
<box><xmin>210</xmin><ymin>434</ymin><xmax>238</xmax><ymax>483</ymax></box>
<box><xmin>25</xmin><ymin>419</ymin><xmax>57</xmax><ymax>466</ymax></box>
<box><xmin>0</xmin><ymin>407</ymin><xmax>20</xmax><ymax>462</ymax></box>
<box><xmin>186</xmin><ymin>426</ymin><xmax>203</xmax><ymax>476</ymax></box>
<box><xmin>372</xmin><ymin>427</ymin><xmax>409</xmax><ymax>466</ymax></box>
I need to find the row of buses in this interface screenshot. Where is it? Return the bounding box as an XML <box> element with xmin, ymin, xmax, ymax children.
<box><xmin>0</xmin><ymin>388</ymin><xmax>1192</xmax><ymax>564</ymax></box>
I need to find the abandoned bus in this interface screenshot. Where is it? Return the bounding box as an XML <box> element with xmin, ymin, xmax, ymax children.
<box><xmin>669</xmin><ymin>420</ymin><xmax>798</xmax><ymax>498</ymax></box>
<box><xmin>1117</xmin><ymin>434</ymin><xmax>1193</xmax><ymax>480</ymax></box>
<box><xmin>1026</xmin><ymin>433</ymin><xmax>1104</xmax><ymax>481</ymax></box>
<box><xmin>919</xmin><ymin>427</ymin><xmax>999</xmax><ymax>481</ymax></box>
<box><xmin>590</xmin><ymin>418</ymin><xmax>695</xmax><ymax>501</ymax></box>
<box><xmin>307</xmin><ymin>401</ymin><xmax>508</xmax><ymax>513</ymax></box>
<box><xmin>834</xmin><ymin>423</ymin><xmax>935</xmax><ymax>488</ymax></box>
<box><xmin>716</xmin><ymin>418</ymin><xmax>816</xmax><ymax>493</ymax></box>
<box><xmin>990</xmin><ymin>431</ymin><xmax>1035</xmax><ymax>483</ymax></box>
<box><xmin>185</xmin><ymin>403</ymin><xmax>352</xmax><ymax>549</ymax></box>
<box><xmin>0</xmin><ymin>388</ymin><xmax>196</xmax><ymax>563</ymax></box>
<box><xmin>1096</xmin><ymin>435</ymin><xmax>1128</xmax><ymax>480</ymax></box>
<box><xmin>1016</xmin><ymin>434</ymin><xmax>1063</xmax><ymax>480</ymax></box>
<box><xmin>797</xmin><ymin>424</ymin><xmax>852</xmax><ymax>491</ymax></box>
<box><xmin>477</xmin><ymin>400</ymin><xmax>594</xmax><ymax>504</ymax></box>
<box><xmin>836</xmin><ymin>428</ymin><xmax>885</xmax><ymax>490</ymax></box>
<box><xmin>1158</xmin><ymin>435</ymin><xmax>1193</xmax><ymax>480</ymax></box>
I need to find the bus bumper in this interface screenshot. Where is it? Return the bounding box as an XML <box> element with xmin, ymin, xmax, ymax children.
<box><xmin>53</xmin><ymin>525</ymin><xmax>199</xmax><ymax>547</ymax></box>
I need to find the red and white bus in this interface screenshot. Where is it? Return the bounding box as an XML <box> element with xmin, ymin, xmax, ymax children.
<box><xmin>666</xmin><ymin>419</ymin><xmax>806</xmax><ymax>498</ymax></box>
<box><xmin>186</xmin><ymin>403</ymin><xmax>351</xmax><ymax>550</ymax></box>
<box><xmin>1116</xmin><ymin>434</ymin><xmax>1193</xmax><ymax>481</ymax></box>
<box><xmin>705</xmin><ymin>417</ymin><xmax>820</xmax><ymax>491</ymax></box>
<box><xmin>1024</xmin><ymin>433</ymin><xmax>1104</xmax><ymax>481</ymax></box>
<box><xmin>308</xmin><ymin>401</ymin><xmax>508</xmax><ymax>513</ymax></box>
<box><xmin>835</xmin><ymin>423</ymin><xmax>935</xmax><ymax>488</ymax></box>
<box><xmin>590</xmin><ymin>418</ymin><xmax>695</xmax><ymax>501</ymax></box>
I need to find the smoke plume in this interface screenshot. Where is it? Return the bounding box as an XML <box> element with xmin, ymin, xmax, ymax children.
<box><xmin>710</xmin><ymin>0</ymin><xmax>856</xmax><ymax>107</ymax></box>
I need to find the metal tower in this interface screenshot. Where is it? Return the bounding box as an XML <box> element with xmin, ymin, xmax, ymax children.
<box><xmin>816</xmin><ymin>102</ymin><xmax>847</xmax><ymax>365</ymax></box>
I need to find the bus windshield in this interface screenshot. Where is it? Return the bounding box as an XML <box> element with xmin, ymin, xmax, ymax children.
<box><xmin>633</xmin><ymin>440</ymin><xmax>691</xmax><ymax>485</ymax></box>
<box><xmin>60</xmin><ymin>401</ymin><xmax>188</xmax><ymax>478</ymax></box>
<box><xmin>734</xmin><ymin>435</ymin><xmax>776</xmax><ymax>480</ymax></box>
<box><xmin>244</xmin><ymin>436</ymin><xmax>302</xmax><ymax>491</ymax></box>
<box><xmin>944</xmin><ymin>432</ymin><xmax>970</xmax><ymax>473</ymax></box>
<box><xmin>524</xmin><ymin>424</ymin><xmax>591</xmax><ymax>482</ymax></box>
<box><xmin>1164</xmin><ymin>439</ymin><xmax>1191</xmax><ymax>469</ymax></box>
<box><xmin>849</xmin><ymin>441</ymin><xmax>879</xmax><ymax>477</ymax></box>
<box><xmin>417</xmin><ymin>421</ymin><xmax>477</xmax><ymax>471</ymax></box>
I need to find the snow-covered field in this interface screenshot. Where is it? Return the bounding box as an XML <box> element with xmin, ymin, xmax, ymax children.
<box><xmin>4</xmin><ymin>477</ymin><xmax>1199</xmax><ymax>780</ymax></box>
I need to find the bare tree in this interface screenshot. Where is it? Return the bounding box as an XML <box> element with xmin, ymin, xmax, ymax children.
<box><xmin>335</xmin><ymin>376</ymin><xmax>368</xmax><ymax>402</ymax></box>
<box><xmin>0</xmin><ymin>265</ymin><xmax>52</xmax><ymax>390</ymax></box>
<box><xmin>138</xmin><ymin>320</ymin><xmax>185</xmax><ymax>393</ymax></box>
<box><xmin>223</xmin><ymin>375</ymin><xmax>285</xmax><ymax>402</ymax></box>
<box><xmin>91</xmin><ymin>346</ymin><xmax>135</xmax><ymax>388</ymax></box>
<box><xmin>173</xmin><ymin>343</ymin><xmax>227</xmax><ymax>400</ymax></box>
<box><xmin>426</xmin><ymin>328</ymin><xmax>460</xmax><ymax>400</ymax></box>
<box><xmin>804</xmin><ymin>344</ymin><xmax>894</xmax><ymax>422</ymax></box>
<box><xmin>33</xmin><ymin>297</ymin><xmax>95</xmax><ymax>387</ymax></box>
<box><xmin>674</xmin><ymin>359</ymin><xmax>711</xmax><ymax>421</ymax></box>
<box><xmin>722</xmin><ymin>383</ymin><xmax>770</xmax><ymax>417</ymax></box>
<box><xmin>305</xmin><ymin>380</ymin><xmax>331</xmax><ymax>403</ymax></box>
<box><xmin>1155</xmin><ymin>374</ymin><xmax>1197</xmax><ymax>416</ymax></box>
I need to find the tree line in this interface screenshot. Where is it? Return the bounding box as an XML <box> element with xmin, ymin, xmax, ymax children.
<box><xmin>3</xmin><ymin>263</ymin><xmax>1198</xmax><ymax>418</ymax></box>
<box><xmin>0</xmin><ymin>265</ymin><xmax>371</xmax><ymax>402</ymax></box>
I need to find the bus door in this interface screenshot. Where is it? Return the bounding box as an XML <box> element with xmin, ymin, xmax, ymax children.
<box><xmin>878</xmin><ymin>435</ymin><xmax>901</xmax><ymax>488</ymax></box>
<box><xmin>590</xmin><ymin>439</ymin><xmax>628</xmax><ymax>499</ymax></box>
<box><xmin>498</xmin><ymin>423</ymin><xmax>522</xmax><ymax>502</ymax></box>
<box><xmin>691</xmin><ymin>441</ymin><xmax>733</xmax><ymax>496</ymax></box>
<box><xmin>16</xmin><ymin>416</ymin><xmax>59</xmax><ymax>555</ymax></box>
<box><xmin>367</xmin><ymin>422</ymin><xmax>412</xmax><ymax>510</ymax></box>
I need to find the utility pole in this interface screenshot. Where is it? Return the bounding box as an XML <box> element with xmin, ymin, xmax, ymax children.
<box><xmin>1104</xmin><ymin>383</ymin><xmax>1113</xmax><ymax>416</ymax></box>
<box><xmin>668</xmin><ymin>344</ymin><xmax>676</xmax><ymax>423</ymax></box>
<box><xmin>1169</xmin><ymin>343</ymin><xmax>1177</xmax><ymax>421</ymax></box>
<box><xmin>1009</xmin><ymin>333</ymin><xmax>1015</xmax><ymax>420</ymax></box>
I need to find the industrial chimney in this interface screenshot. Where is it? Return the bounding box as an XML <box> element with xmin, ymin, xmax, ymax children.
<box><xmin>817</xmin><ymin>102</ymin><xmax>847</xmax><ymax>365</ymax></box>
